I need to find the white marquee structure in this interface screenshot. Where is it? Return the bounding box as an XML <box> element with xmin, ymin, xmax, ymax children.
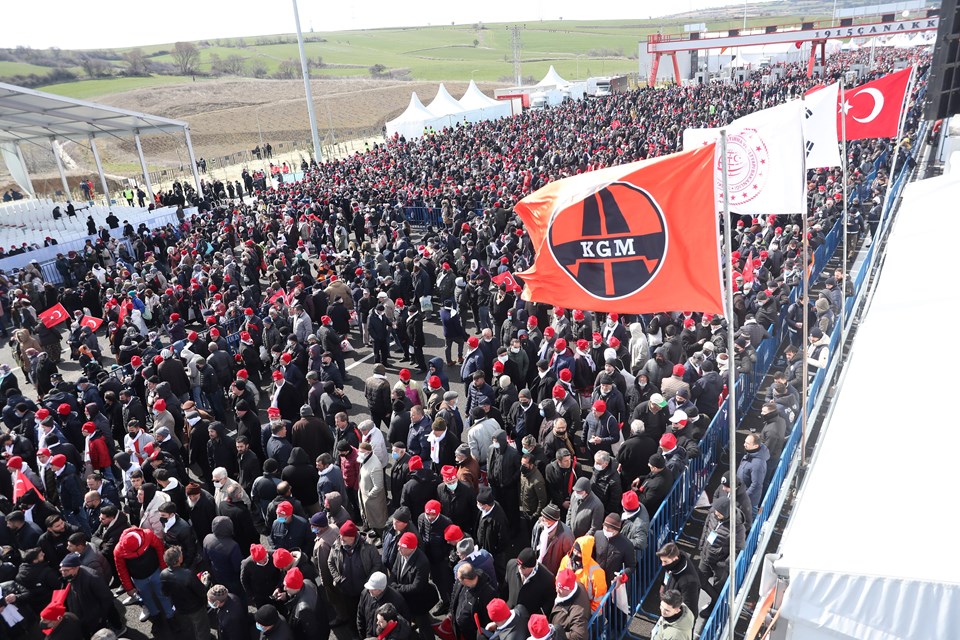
<box><xmin>0</xmin><ymin>81</ymin><xmax>202</xmax><ymax>200</ymax></box>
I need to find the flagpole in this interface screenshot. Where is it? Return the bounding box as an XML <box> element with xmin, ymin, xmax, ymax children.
<box><xmin>840</xmin><ymin>79</ymin><xmax>848</xmax><ymax>334</ymax></box>
<box><xmin>719</xmin><ymin>129</ymin><xmax>739</xmax><ymax>640</ymax></box>
<box><xmin>878</xmin><ymin>65</ymin><xmax>917</xmax><ymax>241</ymax></box>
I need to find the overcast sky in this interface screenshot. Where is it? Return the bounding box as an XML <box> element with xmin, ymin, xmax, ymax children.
<box><xmin>9</xmin><ymin>0</ymin><xmax>768</xmax><ymax>50</ymax></box>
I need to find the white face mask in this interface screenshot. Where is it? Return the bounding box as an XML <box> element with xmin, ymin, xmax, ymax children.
<box><xmin>593</xmin><ymin>464</ymin><xmax>605</xmax><ymax>472</ymax></box>
<box><xmin>510</xmin><ymin>347</ymin><xmax>520</xmax><ymax>354</ymax></box>
<box><xmin>602</xmin><ymin>529</ymin><xmax>616</xmax><ymax>539</ymax></box>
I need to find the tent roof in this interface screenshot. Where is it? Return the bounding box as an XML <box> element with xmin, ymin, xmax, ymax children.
<box><xmin>0</xmin><ymin>82</ymin><xmax>189</xmax><ymax>144</ymax></box>
<box><xmin>776</xmin><ymin>168</ymin><xmax>960</xmax><ymax>639</ymax></box>
<box><xmin>536</xmin><ymin>66</ymin><xmax>568</xmax><ymax>87</ymax></box>
<box><xmin>458</xmin><ymin>80</ymin><xmax>501</xmax><ymax>110</ymax></box>
<box><xmin>389</xmin><ymin>92</ymin><xmax>436</xmax><ymax>124</ymax></box>
<box><xmin>426</xmin><ymin>84</ymin><xmax>465</xmax><ymax>117</ymax></box>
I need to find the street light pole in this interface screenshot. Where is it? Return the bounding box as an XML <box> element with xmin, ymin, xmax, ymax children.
<box><xmin>292</xmin><ymin>0</ymin><xmax>323</xmax><ymax>163</ymax></box>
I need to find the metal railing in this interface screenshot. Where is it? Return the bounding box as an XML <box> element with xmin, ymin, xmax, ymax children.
<box><xmin>696</xmin><ymin>121</ymin><xmax>925</xmax><ymax>640</ymax></box>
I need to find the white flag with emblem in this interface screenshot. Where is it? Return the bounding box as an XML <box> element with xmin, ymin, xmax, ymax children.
<box><xmin>683</xmin><ymin>100</ymin><xmax>805</xmax><ymax>215</ymax></box>
<box><xmin>802</xmin><ymin>83</ymin><xmax>842</xmax><ymax>169</ymax></box>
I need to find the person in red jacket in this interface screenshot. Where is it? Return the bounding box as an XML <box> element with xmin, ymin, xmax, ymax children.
<box><xmin>81</xmin><ymin>422</ymin><xmax>114</xmax><ymax>480</ymax></box>
<box><xmin>114</xmin><ymin>527</ymin><xmax>175</xmax><ymax>623</ymax></box>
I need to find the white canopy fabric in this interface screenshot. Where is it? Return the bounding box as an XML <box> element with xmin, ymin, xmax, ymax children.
<box><xmin>385</xmin><ymin>92</ymin><xmax>451</xmax><ymax>140</ymax></box>
<box><xmin>536</xmin><ymin>66</ymin><xmax>568</xmax><ymax>88</ymax></box>
<box><xmin>775</xmin><ymin>168</ymin><xmax>960</xmax><ymax>639</ymax></box>
<box><xmin>427</xmin><ymin>84</ymin><xmax>467</xmax><ymax>118</ymax></box>
<box><xmin>458</xmin><ymin>81</ymin><xmax>512</xmax><ymax>121</ymax></box>
<box><xmin>0</xmin><ymin>82</ymin><xmax>188</xmax><ymax>143</ymax></box>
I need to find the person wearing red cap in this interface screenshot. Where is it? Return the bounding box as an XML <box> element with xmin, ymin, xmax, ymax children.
<box><xmin>413</xmin><ymin>497</ymin><xmax>453</xmax><ymax>615</ymax></box>
<box><xmin>240</xmin><ymin>543</ymin><xmax>281</xmax><ymax>609</ymax></box>
<box><xmin>460</xmin><ymin>336</ymin><xmax>484</xmax><ymax>394</ymax></box>
<box><xmin>584</xmin><ymin>398</ymin><xmax>619</xmax><ymax>457</ymax></box>
<box><xmin>389</xmin><ymin>529</ymin><xmax>437</xmax><ymax>640</ymax></box>
<box><xmin>485</xmin><ymin>597</ymin><xmax>529</xmax><ymax>640</ymax></box>
<box><xmin>277</xmin><ymin>565</ymin><xmax>330</xmax><ymax>640</ymax></box>
<box><xmin>328</xmin><ymin>520</ymin><xmax>386</xmax><ymax>633</ymax></box>
<box><xmin>436</xmin><ymin>464</ymin><xmax>478</xmax><ymax>539</ymax></box>
<box><xmin>552</xmin><ymin>567</ymin><xmax>591</xmax><ymax>640</ymax></box>
<box><xmin>114</xmin><ymin>526</ymin><xmax>175</xmax><ymax>622</ymax></box>
<box><xmin>660</xmin><ymin>363</ymin><xmax>691</xmax><ymax>400</ymax></box>
<box><xmin>527</xmin><ymin>613</ymin><xmax>561</xmax><ymax>640</ymax></box>
<box><xmin>38</xmin><ymin>602</ymin><xmax>84</xmax><ymax>638</ymax></box>
<box><xmin>269</xmin><ymin>499</ymin><xmax>312</xmax><ymax>551</ymax></box>
<box><xmin>81</xmin><ymin>421</ymin><xmax>113</xmax><ymax>478</ymax></box>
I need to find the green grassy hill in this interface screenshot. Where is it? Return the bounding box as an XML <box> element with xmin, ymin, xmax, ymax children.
<box><xmin>1</xmin><ymin>8</ymin><xmax>835</xmax><ymax>99</ymax></box>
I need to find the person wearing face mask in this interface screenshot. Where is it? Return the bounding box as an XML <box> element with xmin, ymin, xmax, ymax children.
<box><xmin>437</xmin><ymin>465</ymin><xmax>478</xmax><ymax>538</ymax></box>
<box><xmin>589</xmin><ymin>451</ymin><xmax>622</xmax><ymax>515</ymax></box>
<box><xmin>36</xmin><ymin>602</ymin><xmax>83</xmax><ymax>640</ymax></box>
<box><xmin>58</xmin><ymin>552</ymin><xmax>118</xmax><ymax>636</ymax></box>
<box><xmin>327</xmin><ymin>520</ymin><xmax>385</xmax><ymax>635</ymax></box>
<box><xmin>254</xmin><ymin>603</ymin><xmax>293</xmax><ymax>640</ymax></box>
<box><xmin>565</xmin><ymin>477</ymin><xmax>604</xmax><ymax>538</ymax></box>
<box><xmin>357</xmin><ymin>441</ymin><xmax>388</xmax><ymax>535</ymax></box>
<box><xmin>518</xmin><ymin>452</ymin><xmax>548</xmax><ymax>539</ymax></box>
<box><xmin>157</xmin><ymin>501</ymin><xmax>197</xmax><ymax>567</ymax></box>
<box><xmin>207</xmin><ymin>584</ymin><xmax>248</xmax><ymax>640</ymax></box>
<box><xmin>453</xmin><ymin>443</ymin><xmax>481</xmax><ymax>492</ymax></box>
<box><xmin>270</xmin><ymin>500</ymin><xmax>312</xmax><ymax>552</ymax></box>
<box><xmin>557</xmin><ymin>536</ymin><xmax>607</xmax><ymax>613</ymax></box>
<box><xmin>592</xmin><ymin>513</ymin><xmax>636</xmax><ymax>584</ymax></box>
<box><xmin>507</xmin><ymin>337</ymin><xmax>530</xmax><ymax>384</ymax></box>
<box><xmin>475</xmin><ymin>487</ymin><xmax>510</xmax><ymax>584</ymax></box>
<box><xmin>504</xmin><ymin>547</ymin><xmax>556</xmax><ymax>617</ymax></box>
<box><xmin>528</xmin><ymin>504</ymin><xmax>574</xmax><ymax>576</ymax></box>
<box><xmin>507</xmin><ymin>389</ymin><xmax>541</xmax><ymax>442</ymax></box>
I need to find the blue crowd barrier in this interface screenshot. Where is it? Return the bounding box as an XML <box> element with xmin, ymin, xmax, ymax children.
<box><xmin>696</xmin><ymin>121</ymin><xmax>925</xmax><ymax>640</ymax></box>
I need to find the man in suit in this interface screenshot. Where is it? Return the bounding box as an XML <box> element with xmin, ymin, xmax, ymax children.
<box><xmin>369</xmin><ymin>304</ymin><xmax>393</xmax><ymax>365</ymax></box>
<box><xmin>390</xmin><ymin>532</ymin><xmax>438</xmax><ymax>640</ymax></box>
<box><xmin>270</xmin><ymin>370</ymin><xmax>302</xmax><ymax>423</ymax></box>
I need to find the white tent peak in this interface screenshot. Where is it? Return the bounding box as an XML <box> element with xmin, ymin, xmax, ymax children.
<box><xmin>536</xmin><ymin>66</ymin><xmax>568</xmax><ymax>88</ymax></box>
<box><xmin>427</xmin><ymin>84</ymin><xmax>465</xmax><ymax>117</ymax></box>
<box><xmin>399</xmin><ymin>92</ymin><xmax>435</xmax><ymax>119</ymax></box>
<box><xmin>459</xmin><ymin>80</ymin><xmax>501</xmax><ymax>109</ymax></box>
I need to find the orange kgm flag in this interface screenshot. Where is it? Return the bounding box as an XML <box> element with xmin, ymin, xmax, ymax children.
<box><xmin>515</xmin><ymin>144</ymin><xmax>723</xmax><ymax>314</ymax></box>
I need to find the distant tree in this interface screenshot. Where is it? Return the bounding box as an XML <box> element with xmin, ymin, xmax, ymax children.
<box><xmin>123</xmin><ymin>48</ymin><xmax>149</xmax><ymax>75</ymax></box>
<box><xmin>208</xmin><ymin>53</ymin><xmax>223</xmax><ymax>76</ymax></box>
<box><xmin>369</xmin><ymin>63</ymin><xmax>387</xmax><ymax>77</ymax></box>
<box><xmin>236</xmin><ymin>37</ymin><xmax>248</xmax><ymax>48</ymax></box>
<box><xmin>79</xmin><ymin>55</ymin><xmax>107</xmax><ymax>78</ymax></box>
<box><xmin>224</xmin><ymin>54</ymin><xmax>247</xmax><ymax>75</ymax></box>
<box><xmin>250</xmin><ymin>59</ymin><xmax>268</xmax><ymax>78</ymax></box>
<box><xmin>473</xmin><ymin>39</ymin><xmax>479</xmax><ymax>47</ymax></box>
<box><xmin>172</xmin><ymin>41</ymin><xmax>200</xmax><ymax>75</ymax></box>
<box><xmin>275</xmin><ymin>59</ymin><xmax>302</xmax><ymax>79</ymax></box>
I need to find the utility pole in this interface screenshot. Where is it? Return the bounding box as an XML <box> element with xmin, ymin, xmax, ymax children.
<box><xmin>292</xmin><ymin>0</ymin><xmax>323</xmax><ymax>163</ymax></box>
<box><xmin>508</xmin><ymin>25</ymin><xmax>524</xmax><ymax>86</ymax></box>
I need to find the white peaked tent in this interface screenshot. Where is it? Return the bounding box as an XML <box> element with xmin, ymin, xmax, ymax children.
<box><xmin>385</xmin><ymin>92</ymin><xmax>449</xmax><ymax>140</ymax></box>
<box><xmin>458</xmin><ymin>80</ymin><xmax>512</xmax><ymax>122</ymax></box>
<box><xmin>427</xmin><ymin>84</ymin><xmax>467</xmax><ymax>118</ymax></box>
<box><xmin>536</xmin><ymin>66</ymin><xmax>568</xmax><ymax>88</ymax></box>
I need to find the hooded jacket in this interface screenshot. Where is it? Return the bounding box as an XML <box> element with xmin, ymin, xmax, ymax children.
<box><xmin>557</xmin><ymin>535</ymin><xmax>607</xmax><ymax>611</ymax></box>
<box><xmin>281</xmin><ymin>446</ymin><xmax>320</xmax><ymax>507</ymax></box>
<box><xmin>202</xmin><ymin>516</ymin><xmax>242</xmax><ymax>589</ymax></box>
<box><xmin>113</xmin><ymin>526</ymin><xmax>167</xmax><ymax>592</ymax></box>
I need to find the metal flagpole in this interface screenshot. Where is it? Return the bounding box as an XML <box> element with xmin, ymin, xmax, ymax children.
<box><xmin>878</xmin><ymin>65</ymin><xmax>917</xmax><ymax>238</ymax></box>
<box><xmin>292</xmin><ymin>0</ymin><xmax>323</xmax><ymax>163</ymax></box>
<box><xmin>801</xmin><ymin>186</ymin><xmax>810</xmax><ymax>466</ymax></box>
<box><xmin>720</xmin><ymin>130</ymin><xmax>739</xmax><ymax>639</ymax></box>
<box><xmin>840</xmin><ymin>80</ymin><xmax>848</xmax><ymax>334</ymax></box>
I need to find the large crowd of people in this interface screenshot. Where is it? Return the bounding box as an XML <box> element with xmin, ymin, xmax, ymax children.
<box><xmin>0</xmin><ymin>45</ymin><xmax>929</xmax><ymax>640</ymax></box>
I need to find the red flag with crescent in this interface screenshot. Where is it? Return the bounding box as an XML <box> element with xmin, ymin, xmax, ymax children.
<box><xmin>491</xmin><ymin>270</ymin><xmax>523</xmax><ymax>294</ymax></box>
<box><xmin>12</xmin><ymin>470</ymin><xmax>43</xmax><ymax>502</ymax></box>
<box><xmin>839</xmin><ymin>67</ymin><xmax>911</xmax><ymax>141</ymax></box>
<box><xmin>38</xmin><ymin>303</ymin><xmax>69</xmax><ymax>328</ymax></box>
<box><xmin>117</xmin><ymin>301</ymin><xmax>131</xmax><ymax>327</ymax></box>
<box><xmin>80</xmin><ymin>315</ymin><xmax>104</xmax><ymax>332</ymax></box>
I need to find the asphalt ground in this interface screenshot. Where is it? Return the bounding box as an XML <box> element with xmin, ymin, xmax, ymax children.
<box><xmin>1</xmin><ymin>299</ymin><xmax>480</xmax><ymax>639</ymax></box>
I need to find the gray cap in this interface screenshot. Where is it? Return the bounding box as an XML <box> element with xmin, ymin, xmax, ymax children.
<box><xmin>364</xmin><ymin>571</ymin><xmax>387</xmax><ymax>590</ymax></box>
<box><xmin>154</xmin><ymin>427</ymin><xmax>170</xmax><ymax>439</ymax></box>
<box><xmin>456</xmin><ymin>537</ymin><xmax>476</xmax><ymax>556</ymax></box>
<box><xmin>573</xmin><ymin>477</ymin><xmax>592</xmax><ymax>492</ymax></box>
<box><xmin>300</xmin><ymin>405</ymin><xmax>313</xmax><ymax>417</ymax></box>
<box><xmin>443</xmin><ymin>391</ymin><xmax>458</xmax><ymax>401</ymax></box>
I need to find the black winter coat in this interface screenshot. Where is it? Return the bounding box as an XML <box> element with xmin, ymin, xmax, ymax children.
<box><xmin>390</xmin><ymin>548</ymin><xmax>438</xmax><ymax>614</ymax></box>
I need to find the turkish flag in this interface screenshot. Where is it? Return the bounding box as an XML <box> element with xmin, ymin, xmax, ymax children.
<box><xmin>742</xmin><ymin>252</ymin><xmax>755</xmax><ymax>283</ymax></box>
<box><xmin>515</xmin><ymin>144</ymin><xmax>723</xmax><ymax>314</ymax></box>
<box><xmin>12</xmin><ymin>470</ymin><xmax>43</xmax><ymax>502</ymax></box>
<box><xmin>117</xmin><ymin>301</ymin><xmax>130</xmax><ymax>327</ymax></box>
<box><xmin>269</xmin><ymin>289</ymin><xmax>287</xmax><ymax>305</ymax></box>
<box><xmin>38</xmin><ymin>303</ymin><xmax>69</xmax><ymax>328</ymax></box>
<box><xmin>80</xmin><ymin>315</ymin><xmax>104</xmax><ymax>332</ymax></box>
<box><xmin>840</xmin><ymin>67</ymin><xmax>912</xmax><ymax>141</ymax></box>
<box><xmin>491</xmin><ymin>270</ymin><xmax>523</xmax><ymax>294</ymax></box>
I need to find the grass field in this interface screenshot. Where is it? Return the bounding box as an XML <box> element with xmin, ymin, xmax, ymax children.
<box><xmin>5</xmin><ymin>12</ymin><xmax>828</xmax><ymax>98</ymax></box>
<box><xmin>0</xmin><ymin>60</ymin><xmax>59</xmax><ymax>76</ymax></box>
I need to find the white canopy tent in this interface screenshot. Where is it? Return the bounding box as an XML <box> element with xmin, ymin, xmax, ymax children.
<box><xmin>426</xmin><ymin>84</ymin><xmax>468</xmax><ymax>118</ymax></box>
<box><xmin>0</xmin><ymin>81</ymin><xmax>201</xmax><ymax>199</ymax></box>
<box><xmin>774</xmin><ymin>167</ymin><xmax>960</xmax><ymax>639</ymax></box>
<box><xmin>536</xmin><ymin>66</ymin><xmax>568</xmax><ymax>88</ymax></box>
<box><xmin>384</xmin><ymin>92</ymin><xmax>451</xmax><ymax>140</ymax></box>
<box><xmin>458</xmin><ymin>80</ymin><xmax>512</xmax><ymax>121</ymax></box>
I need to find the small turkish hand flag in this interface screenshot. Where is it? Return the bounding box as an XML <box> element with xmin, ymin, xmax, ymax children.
<box><xmin>491</xmin><ymin>270</ymin><xmax>523</xmax><ymax>294</ymax></box>
<box><xmin>839</xmin><ymin>67</ymin><xmax>912</xmax><ymax>141</ymax></box>
<box><xmin>80</xmin><ymin>315</ymin><xmax>104</xmax><ymax>332</ymax></box>
<box><xmin>38</xmin><ymin>303</ymin><xmax>69</xmax><ymax>328</ymax></box>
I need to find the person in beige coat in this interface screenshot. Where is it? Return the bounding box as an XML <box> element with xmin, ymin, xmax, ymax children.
<box><xmin>358</xmin><ymin>441</ymin><xmax>388</xmax><ymax>533</ymax></box>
